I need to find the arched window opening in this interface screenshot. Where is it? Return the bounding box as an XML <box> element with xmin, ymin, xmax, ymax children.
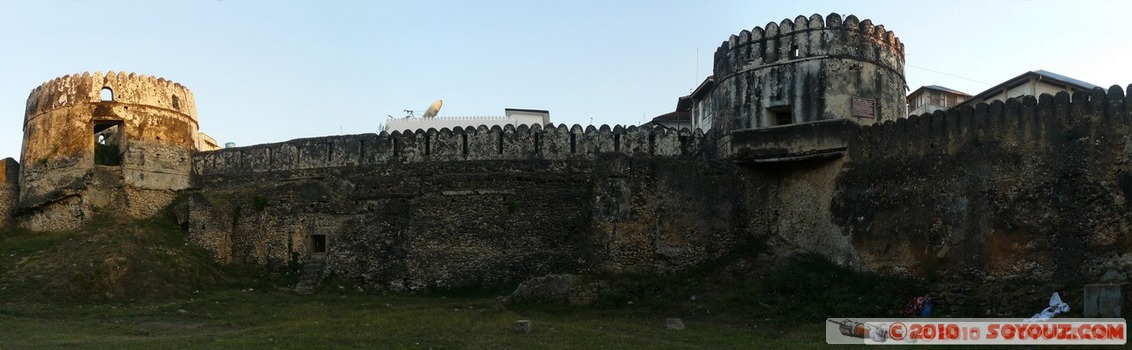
<box><xmin>100</xmin><ymin>87</ymin><xmax>113</xmax><ymax>101</ymax></box>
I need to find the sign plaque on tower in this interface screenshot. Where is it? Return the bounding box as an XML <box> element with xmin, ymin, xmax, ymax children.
<box><xmin>852</xmin><ymin>97</ymin><xmax>876</xmax><ymax>118</ymax></box>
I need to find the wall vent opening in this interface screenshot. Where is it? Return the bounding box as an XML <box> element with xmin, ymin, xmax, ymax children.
<box><xmin>461</xmin><ymin>133</ymin><xmax>469</xmax><ymax>155</ymax></box>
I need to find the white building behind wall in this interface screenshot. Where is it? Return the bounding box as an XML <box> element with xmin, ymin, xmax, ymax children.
<box><xmin>907</xmin><ymin>85</ymin><xmax>970</xmax><ymax>116</ymax></box>
<box><xmin>649</xmin><ymin>76</ymin><xmax>716</xmax><ymax>132</ymax></box>
<box><xmin>385</xmin><ymin>108</ymin><xmax>551</xmax><ymax>132</ymax></box>
<box><xmin>690</xmin><ymin>76</ymin><xmax>716</xmax><ymax>132</ymax></box>
<box><xmin>955</xmin><ymin>70</ymin><xmax>1098</xmax><ymax>109</ymax></box>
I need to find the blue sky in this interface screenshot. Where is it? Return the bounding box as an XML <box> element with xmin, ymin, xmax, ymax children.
<box><xmin>1</xmin><ymin>0</ymin><xmax>1130</xmax><ymax>160</ymax></box>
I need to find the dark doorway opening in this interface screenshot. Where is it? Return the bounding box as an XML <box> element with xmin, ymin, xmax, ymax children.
<box><xmin>94</xmin><ymin>121</ymin><xmax>123</xmax><ymax>165</ymax></box>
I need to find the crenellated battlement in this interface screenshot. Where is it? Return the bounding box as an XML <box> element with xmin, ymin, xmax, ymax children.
<box><xmin>194</xmin><ymin>124</ymin><xmax>707</xmax><ymax>176</ymax></box>
<box><xmin>17</xmin><ymin>72</ymin><xmax>203</xmax><ymax>231</ymax></box>
<box><xmin>713</xmin><ymin>13</ymin><xmax>904</xmax><ymax>81</ymax></box>
<box><xmin>706</xmin><ymin>13</ymin><xmax>907</xmax><ymax>131</ymax></box>
<box><xmin>25</xmin><ymin>71</ymin><xmax>197</xmax><ymax>126</ymax></box>
<box><xmin>850</xmin><ymin>85</ymin><xmax>1132</xmax><ymax>160</ymax></box>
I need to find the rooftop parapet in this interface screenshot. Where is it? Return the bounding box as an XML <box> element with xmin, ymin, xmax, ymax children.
<box><xmin>713</xmin><ymin>13</ymin><xmax>904</xmax><ymax>82</ymax></box>
<box><xmin>24</xmin><ymin>71</ymin><xmax>197</xmax><ymax>128</ymax></box>
<box><xmin>193</xmin><ymin>124</ymin><xmax>708</xmax><ymax>177</ymax></box>
<box><xmin>851</xmin><ymin>85</ymin><xmax>1132</xmax><ymax>160</ymax></box>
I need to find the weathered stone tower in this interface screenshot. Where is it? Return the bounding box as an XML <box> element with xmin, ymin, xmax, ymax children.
<box><xmin>0</xmin><ymin>158</ymin><xmax>17</xmax><ymax>228</ymax></box>
<box><xmin>18</xmin><ymin>72</ymin><xmax>200</xmax><ymax>231</ymax></box>
<box><xmin>710</xmin><ymin>13</ymin><xmax>906</xmax><ymax>132</ymax></box>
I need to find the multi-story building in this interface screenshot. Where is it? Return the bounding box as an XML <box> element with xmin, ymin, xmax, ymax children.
<box><xmin>907</xmin><ymin>85</ymin><xmax>970</xmax><ymax>116</ymax></box>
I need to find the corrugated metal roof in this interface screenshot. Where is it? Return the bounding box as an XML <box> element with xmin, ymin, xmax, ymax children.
<box><xmin>922</xmin><ymin>85</ymin><xmax>970</xmax><ymax>95</ymax></box>
<box><xmin>1031</xmin><ymin>69</ymin><xmax>1099</xmax><ymax>90</ymax></box>
<box><xmin>953</xmin><ymin>70</ymin><xmax>1100</xmax><ymax>109</ymax></box>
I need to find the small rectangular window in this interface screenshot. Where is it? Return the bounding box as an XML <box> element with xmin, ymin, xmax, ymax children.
<box><xmin>311</xmin><ymin>234</ymin><xmax>326</xmax><ymax>253</ymax></box>
<box><xmin>766</xmin><ymin>105</ymin><xmax>793</xmax><ymax>126</ymax></box>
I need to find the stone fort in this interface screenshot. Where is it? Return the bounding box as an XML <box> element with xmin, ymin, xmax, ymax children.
<box><xmin>2</xmin><ymin>13</ymin><xmax>1131</xmax><ymax>292</ymax></box>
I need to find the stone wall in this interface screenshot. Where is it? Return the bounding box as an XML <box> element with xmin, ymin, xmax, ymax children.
<box><xmin>193</xmin><ymin>124</ymin><xmax>707</xmax><ymax>176</ymax></box>
<box><xmin>187</xmin><ymin>125</ymin><xmax>755</xmax><ymax>291</ymax></box>
<box><xmin>711</xmin><ymin>13</ymin><xmax>906</xmax><ymax>131</ymax></box>
<box><xmin>186</xmin><ymin>88</ymin><xmax>1132</xmax><ymax>288</ymax></box>
<box><xmin>829</xmin><ymin>86</ymin><xmax>1132</xmax><ymax>281</ymax></box>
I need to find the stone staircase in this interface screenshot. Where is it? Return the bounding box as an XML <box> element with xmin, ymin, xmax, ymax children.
<box><xmin>293</xmin><ymin>254</ymin><xmax>327</xmax><ymax>295</ymax></box>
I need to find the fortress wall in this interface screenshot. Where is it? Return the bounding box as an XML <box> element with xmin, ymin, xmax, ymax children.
<box><xmin>849</xmin><ymin>86</ymin><xmax>1131</xmax><ymax>160</ymax></box>
<box><xmin>187</xmin><ymin>150</ymin><xmax>753</xmax><ymax>291</ymax></box>
<box><xmin>193</xmin><ymin>124</ymin><xmax>707</xmax><ymax>177</ymax></box>
<box><xmin>182</xmin><ymin>85</ymin><xmax>1132</xmax><ymax>289</ymax></box>
<box><xmin>829</xmin><ymin>86</ymin><xmax>1132</xmax><ymax>281</ymax></box>
<box><xmin>187</xmin><ymin>123</ymin><xmax>745</xmax><ymax>291</ymax></box>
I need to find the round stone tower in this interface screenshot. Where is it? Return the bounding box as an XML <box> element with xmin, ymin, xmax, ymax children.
<box><xmin>710</xmin><ymin>13</ymin><xmax>906</xmax><ymax>132</ymax></box>
<box><xmin>19</xmin><ymin>71</ymin><xmax>200</xmax><ymax>231</ymax></box>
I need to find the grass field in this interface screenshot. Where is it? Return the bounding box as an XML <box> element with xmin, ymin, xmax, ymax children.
<box><xmin>0</xmin><ymin>290</ymin><xmax>842</xmax><ymax>349</ymax></box>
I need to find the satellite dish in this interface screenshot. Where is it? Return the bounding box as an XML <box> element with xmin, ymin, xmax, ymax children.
<box><xmin>422</xmin><ymin>99</ymin><xmax>443</xmax><ymax>119</ymax></box>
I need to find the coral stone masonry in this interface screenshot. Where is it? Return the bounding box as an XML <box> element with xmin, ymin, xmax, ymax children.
<box><xmin>18</xmin><ymin>72</ymin><xmax>203</xmax><ymax>231</ymax></box>
<box><xmin>3</xmin><ymin>13</ymin><xmax>1132</xmax><ymax>294</ymax></box>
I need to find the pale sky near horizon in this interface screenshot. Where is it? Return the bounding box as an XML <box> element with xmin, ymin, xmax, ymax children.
<box><xmin>1</xmin><ymin>0</ymin><xmax>1130</xmax><ymax>160</ymax></box>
